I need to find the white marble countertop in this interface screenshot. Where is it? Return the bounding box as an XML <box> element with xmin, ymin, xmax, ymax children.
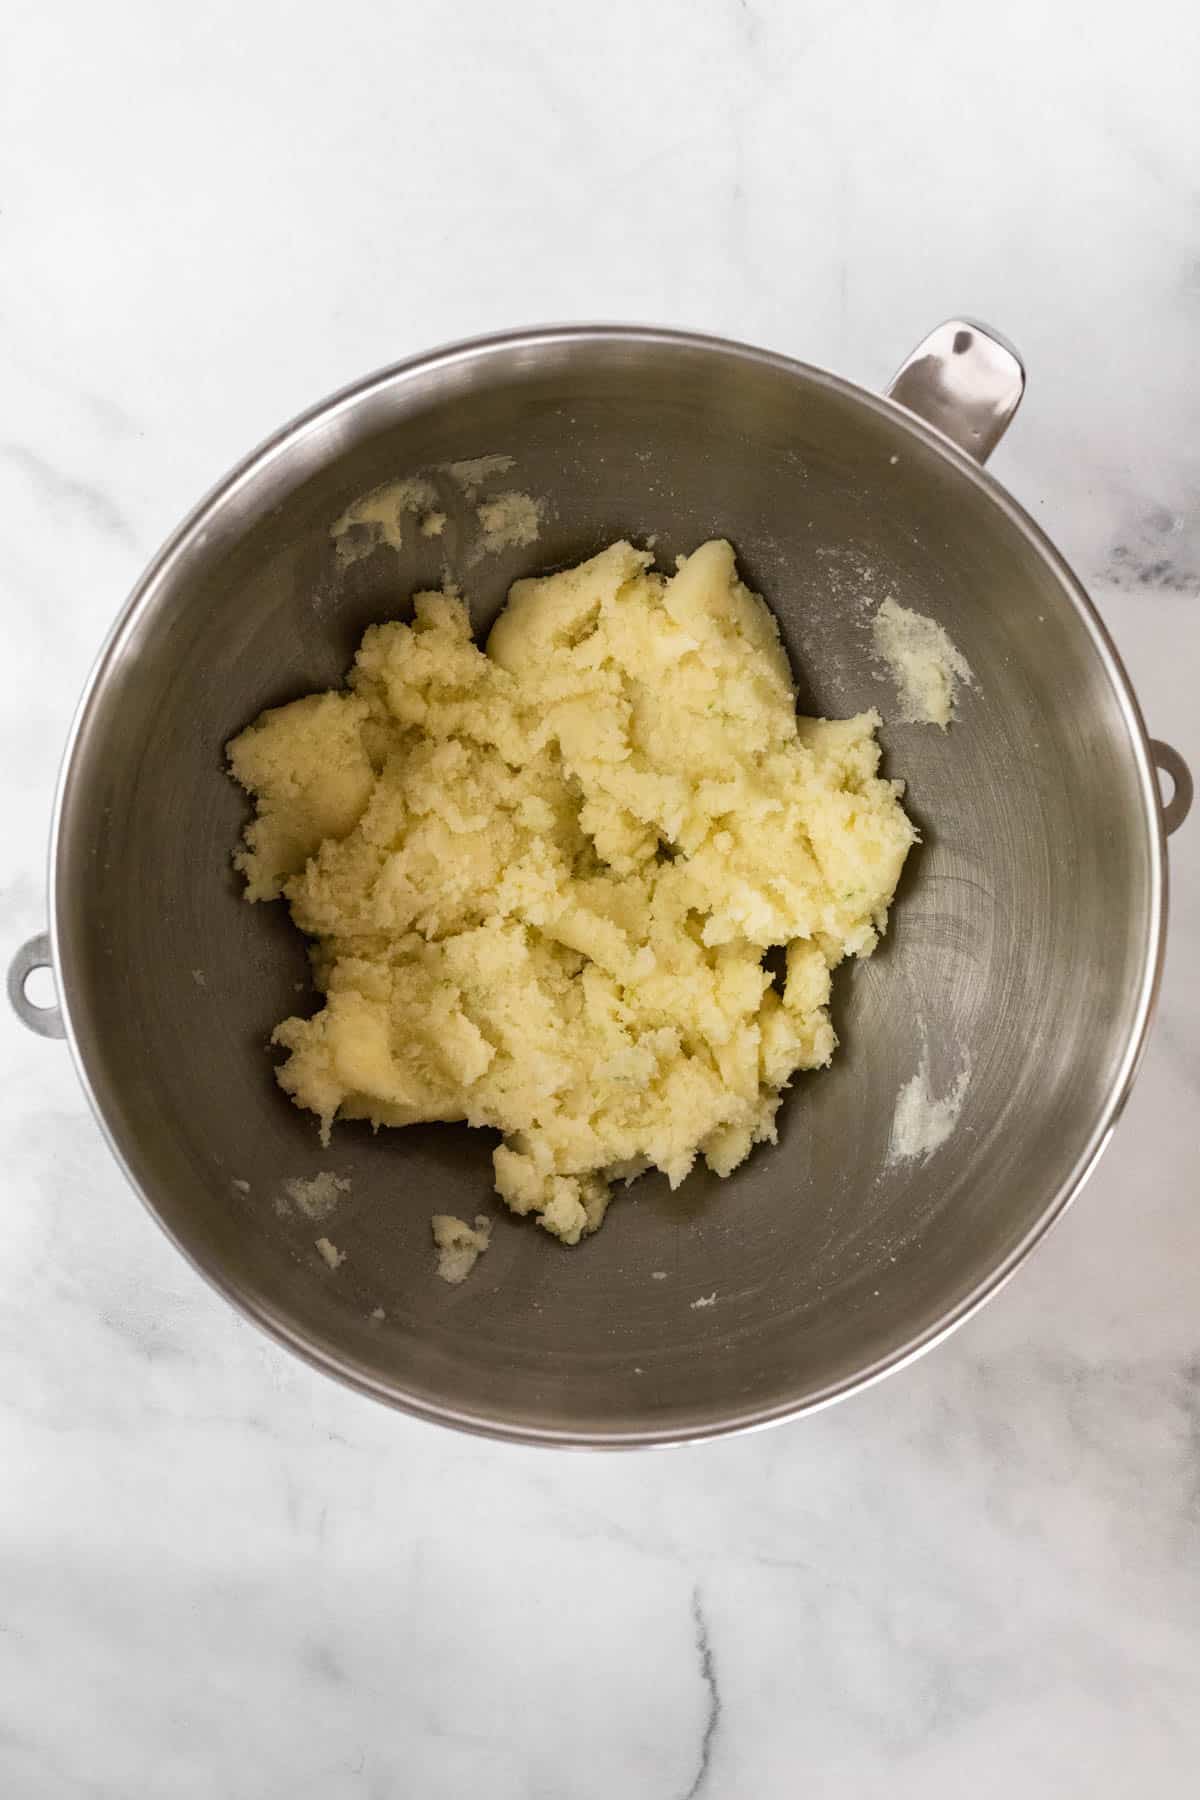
<box><xmin>3</xmin><ymin>2</ymin><xmax>1198</xmax><ymax>1793</ymax></box>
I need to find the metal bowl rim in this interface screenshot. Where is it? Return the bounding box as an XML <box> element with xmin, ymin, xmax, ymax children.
<box><xmin>46</xmin><ymin>322</ymin><xmax>1168</xmax><ymax>1448</ymax></box>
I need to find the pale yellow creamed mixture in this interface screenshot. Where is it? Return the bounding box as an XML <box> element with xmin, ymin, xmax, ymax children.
<box><xmin>228</xmin><ymin>540</ymin><xmax>916</xmax><ymax>1244</ymax></box>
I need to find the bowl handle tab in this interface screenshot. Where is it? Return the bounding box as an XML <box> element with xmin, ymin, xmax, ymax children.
<box><xmin>7</xmin><ymin>932</ymin><xmax>65</xmax><ymax>1039</ymax></box>
<box><xmin>1149</xmin><ymin>740</ymin><xmax>1193</xmax><ymax>837</ymax></box>
<box><xmin>886</xmin><ymin>319</ymin><xmax>1025</xmax><ymax>464</ymax></box>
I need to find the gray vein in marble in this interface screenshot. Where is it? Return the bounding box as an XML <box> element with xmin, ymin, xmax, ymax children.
<box><xmin>0</xmin><ymin>871</ymin><xmax>44</xmax><ymax>935</ymax></box>
<box><xmin>1178</xmin><ymin>1358</ymin><xmax>1200</xmax><ymax>1523</ymax></box>
<box><xmin>2</xmin><ymin>444</ymin><xmax>137</xmax><ymax>545</ymax></box>
<box><xmin>1103</xmin><ymin>504</ymin><xmax>1199</xmax><ymax>594</ymax></box>
<box><xmin>304</xmin><ymin>1640</ymin><xmax>347</xmax><ymax>1686</ymax></box>
<box><xmin>1151</xmin><ymin>1021</ymin><xmax>1200</xmax><ymax>1098</ymax></box>
<box><xmin>93</xmin><ymin>1303</ymin><xmax>196</xmax><ymax>1365</ymax></box>
<box><xmin>80</xmin><ymin>389</ymin><xmax>142</xmax><ymax>438</ymax></box>
<box><xmin>1106</xmin><ymin>544</ymin><xmax>1198</xmax><ymax>594</ymax></box>
<box><xmin>683</xmin><ymin>1587</ymin><xmax>721</xmax><ymax>1800</ymax></box>
<box><xmin>734</xmin><ymin>0</ymin><xmax>762</xmax><ymax>53</ymax></box>
<box><xmin>1095</xmin><ymin>99</ymin><xmax>1200</xmax><ymax>204</ymax></box>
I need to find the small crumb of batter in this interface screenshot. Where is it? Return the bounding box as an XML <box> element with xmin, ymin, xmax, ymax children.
<box><xmin>420</xmin><ymin>511</ymin><xmax>446</xmax><ymax>538</ymax></box>
<box><xmin>871</xmin><ymin>597</ymin><xmax>973</xmax><ymax>728</ymax></box>
<box><xmin>471</xmin><ymin>491</ymin><xmax>543</xmax><ymax>563</ymax></box>
<box><xmin>432</xmin><ymin>1213</ymin><xmax>492</xmax><ymax>1285</ymax></box>
<box><xmin>331</xmin><ymin>478</ymin><xmax>438</xmax><ymax>566</ymax></box>
<box><xmin>888</xmin><ymin>1048</ymin><xmax>971</xmax><ymax>1162</ymax></box>
<box><xmin>315</xmin><ymin>1235</ymin><xmax>345</xmax><ymax>1269</ymax></box>
<box><xmin>444</xmin><ymin>454</ymin><xmax>515</xmax><ymax>499</ymax></box>
<box><xmin>282</xmin><ymin>1171</ymin><xmax>350</xmax><ymax>1221</ymax></box>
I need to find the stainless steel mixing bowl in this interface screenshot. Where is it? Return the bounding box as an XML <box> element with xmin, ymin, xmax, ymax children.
<box><xmin>10</xmin><ymin>321</ymin><xmax>1192</xmax><ymax>1445</ymax></box>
